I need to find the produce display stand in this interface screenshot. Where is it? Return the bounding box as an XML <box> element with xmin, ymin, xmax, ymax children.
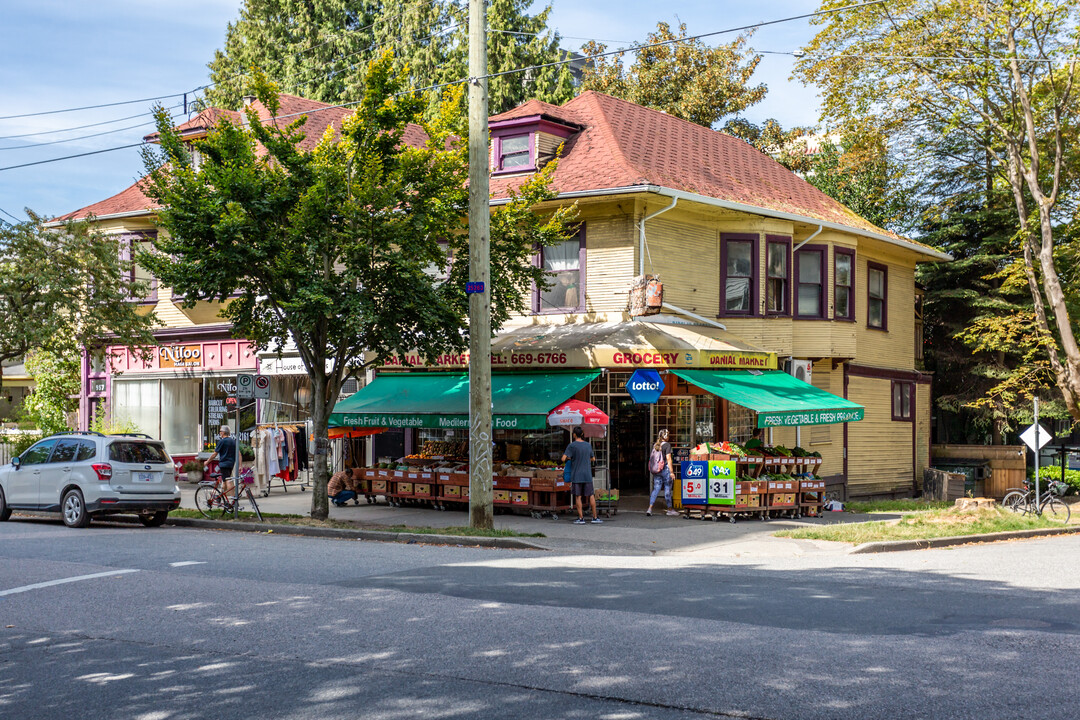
<box><xmin>434</xmin><ymin>471</ymin><xmax>469</xmax><ymax>511</ymax></box>
<box><xmin>679</xmin><ymin>447</ymin><xmax>825</xmax><ymax>523</ymax></box>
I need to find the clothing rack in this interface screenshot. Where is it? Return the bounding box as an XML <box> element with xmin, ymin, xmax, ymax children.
<box><xmin>252</xmin><ymin>423</ymin><xmax>311</xmax><ymax>495</ymax></box>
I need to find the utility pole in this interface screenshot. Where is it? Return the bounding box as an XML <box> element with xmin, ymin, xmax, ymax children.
<box><xmin>467</xmin><ymin>0</ymin><xmax>493</xmax><ymax>529</ymax></box>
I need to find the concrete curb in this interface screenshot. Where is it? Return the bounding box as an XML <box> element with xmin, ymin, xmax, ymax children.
<box><xmin>848</xmin><ymin>525</ymin><xmax>1080</xmax><ymax>554</ymax></box>
<box><xmin>158</xmin><ymin>516</ymin><xmax>549</xmax><ymax>550</ymax></box>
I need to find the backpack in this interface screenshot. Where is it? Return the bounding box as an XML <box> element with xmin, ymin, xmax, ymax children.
<box><xmin>649</xmin><ymin>448</ymin><xmax>665</xmax><ymax>474</ymax></box>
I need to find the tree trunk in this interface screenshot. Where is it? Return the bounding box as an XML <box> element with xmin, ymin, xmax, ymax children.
<box><xmin>309</xmin><ymin>372</ymin><xmax>330</xmax><ymax>520</ymax></box>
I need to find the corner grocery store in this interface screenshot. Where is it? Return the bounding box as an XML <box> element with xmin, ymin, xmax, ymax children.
<box><xmin>333</xmin><ymin>321</ymin><xmax>864</xmax><ymax>497</ymax></box>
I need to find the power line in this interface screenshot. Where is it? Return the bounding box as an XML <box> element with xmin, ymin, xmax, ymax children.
<box><xmin>0</xmin><ymin>1</ymin><xmax>881</xmax><ymax>172</ymax></box>
<box><xmin>0</xmin><ymin>112</ymin><xmax>184</xmax><ymax>152</ymax></box>
<box><xmin>0</xmin><ymin>93</ymin><xmax>187</xmax><ymax>121</ymax></box>
<box><xmin>0</xmin><ymin>206</ymin><xmax>24</xmax><ymax>224</ymax></box>
<box><xmin>479</xmin><ymin>0</ymin><xmax>889</xmax><ymax>83</ymax></box>
<box><xmin>0</xmin><ymin>143</ymin><xmax>146</xmax><ymax>172</ymax></box>
<box><xmin>0</xmin><ymin>102</ymin><xmax>185</xmax><ymax>141</ymax></box>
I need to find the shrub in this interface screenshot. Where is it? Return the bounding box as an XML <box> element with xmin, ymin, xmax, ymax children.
<box><xmin>1027</xmin><ymin>467</ymin><xmax>1080</xmax><ymax>495</ymax></box>
<box><xmin>238</xmin><ymin>441</ymin><xmax>255</xmax><ymax>462</ymax></box>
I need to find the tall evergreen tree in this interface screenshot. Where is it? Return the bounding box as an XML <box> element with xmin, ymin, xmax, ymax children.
<box><xmin>204</xmin><ymin>0</ymin><xmax>574</xmax><ymax>115</ymax></box>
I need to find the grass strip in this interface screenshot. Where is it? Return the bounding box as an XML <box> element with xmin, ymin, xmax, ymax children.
<box><xmin>844</xmin><ymin>499</ymin><xmax>952</xmax><ymax>514</ymax></box>
<box><xmin>775</xmin><ymin>507</ymin><xmax>1074</xmax><ymax>544</ymax></box>
<box><xmin>169</xmin><ymin>509</ymin><xmax>545</xmax><ymax>538</ymax></box>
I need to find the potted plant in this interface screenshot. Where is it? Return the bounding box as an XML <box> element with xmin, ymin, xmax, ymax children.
<box><xmin>181</xmin><ymin>459</ymin><xmax>205</xmax><ymax>483</ymax></box>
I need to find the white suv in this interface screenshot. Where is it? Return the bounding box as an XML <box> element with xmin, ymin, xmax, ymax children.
<box><xmin>0</xmin><ymin>432</ymin><xmax>181</xmax><ymax>528</ymax></box>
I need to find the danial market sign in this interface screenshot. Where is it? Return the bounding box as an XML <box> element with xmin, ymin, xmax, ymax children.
<box><xmin>380</xmin><ymin>348</ymin><xmax>775</xmax><ymax>370</ymax></box>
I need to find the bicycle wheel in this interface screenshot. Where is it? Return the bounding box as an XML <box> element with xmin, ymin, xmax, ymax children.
<box><xmin>244</xmin><ymin>488</ymin><xmax>264</xmax><ymax>522</ymax></box>
<box><xmin>194</xmin><ymin>485</ymin><xmax>229</xmax><ymax>520</ymax></box>
<box><xmin>1002</xmin><ymin>491</ymin><xmax>1029</xmax><ymax>514</ymax></box>
<box><xmin>1042</xmin><ymin>497</ymin><xmax>1071</xmax><ymax>523</ymax></box>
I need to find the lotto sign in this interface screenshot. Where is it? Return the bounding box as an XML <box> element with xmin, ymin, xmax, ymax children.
<box><xmin>625</xmin><ymin>369</ymin><xmax>665</xmax><ymax>404</ymax></box>
<box><xmin>680</xmin><ymin>461</ymin><xmax>708</xmax><ymax>504</ymax></box>
<box><xmin>707</xmin><ymin>460</ymin><xmax>737</xmax><ymax>505</ymax></box>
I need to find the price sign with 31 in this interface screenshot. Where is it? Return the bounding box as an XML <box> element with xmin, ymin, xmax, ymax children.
<box><xmin>707</xmin><ymin>460</ymin><xmax>737</xmax><ymax>505</ymax></box>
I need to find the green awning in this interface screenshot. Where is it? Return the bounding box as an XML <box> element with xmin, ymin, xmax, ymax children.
<box><xmin>672</xmin><ymin>369</ymin><xmax>864</xmax><ymax>428</ymax></box>
<box><xmin>330</xmin><ymin>370</ymin><xmax>601</xmax><ymax>430</ymax></box>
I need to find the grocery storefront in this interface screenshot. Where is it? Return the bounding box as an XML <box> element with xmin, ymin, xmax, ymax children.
<box><xmin>333</xmin><ymin>321</ymin><xmax>864</xmax><ymax>498</ymax></box>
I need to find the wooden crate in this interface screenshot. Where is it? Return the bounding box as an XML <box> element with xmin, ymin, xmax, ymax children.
<box><xmin>414</xmin><ymin>483</ymin><xmax>433</xmax><ymax>498</ymax></box>
<box><xmin>494</xmin><ymin>489</ymin><xmax>511</xmax><ymax>504</ymax></box>
<box><xmin>442</xmin><ymin>485</ymin><xmax>461</xmax><ymax>498</ymax></box>
<box><xmin>394</xmin><ymin>482</ymin><xmax>414</xmax><ymax>497</ymax></box>
<box><xmin>510</xmin><ymin>490</ymin><xmax>529</xmax><ymax>505</ymax></box>
<box><xmin>371</xmin><ymin>479</ymin><xmax>388</xmax><ymax>493</ymax></box>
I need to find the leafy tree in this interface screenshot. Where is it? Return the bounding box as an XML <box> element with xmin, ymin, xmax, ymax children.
<box><xmin>0</xmin><ymin>212</ymin><xmax>158</xmax><ymax>390</ymax></box>
<box><xmin>142</xmin><ymin>59</ymin><xmax>577</xmax><ymax>520</ymax></box>
<box><xmin>796</xmin><ymin>0</ymin><xmax>1080</xmax><ymax>421</ymax></box>
<box><xmin>21</xmin><ymin>340</ymin><xmax>81</xmax><ymax>437</ymax></box>
<box><xmin>721</xmin><ymin>117</ymin><xmax>816</xmax><ymax>174</ymax></box>
<box><xmin>579</xmin><ymin>23</ymin><xmax>766</xmax><ymax>128</ymax></box>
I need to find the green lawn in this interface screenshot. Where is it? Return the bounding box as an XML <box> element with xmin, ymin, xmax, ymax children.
<box><xmin>169</xmin><ymin>509</ymin><xmax>545</xmax><ymax>538</ymax></box>
<box><xmin>775</xmin><ymin>506</ymin><xmax>1075</xmax><ymax>544</ymax></box>
<box><xmin>844</xmin><ymin>499</ymin><xmax>952</xmax><ymax>514</ymax></box>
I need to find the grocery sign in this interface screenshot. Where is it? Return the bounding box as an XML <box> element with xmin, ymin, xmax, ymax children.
<box><xmin>625</xmin><ymin>369</ymin><xmax>665</xmax><ymax>404</ymax></box>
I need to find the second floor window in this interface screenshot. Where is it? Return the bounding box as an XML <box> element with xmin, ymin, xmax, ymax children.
<box><xmin>722</xmin><ymin>235</ymin><xmax>757</xmax><ymax>315</ymax></box>
<box><xmin>535</xmin><ymin>227</ymin><xmax>584</xmax><ymax>313</ymax></box>
<box><xmin>122</xmin><ymin>231</ymin><xmax>158</xmax><ymax>303</ymax></box>
<box><xmin>834</xmin><ymin>248</ymin><xmax>855</xmax><ymax>320</ymax></box>
<box><xmin>868</xmin><ymin>262</ymin><xmax>888</xmax><ymax>329</ymax></box>
<box><xmin>795</xmin><ymin>246</ymin><xmax>826</xmax><ymax>318</ymax></box>
<box><xmin>892</xmin><ymin>381</ymin><xmax>914</xmax><ymax>421</ymax></box>
<box><xmin>765</xmin><ymin>237</ymin><xmax>789</xmax><ymax>315</ymax></box>
<box><xmin>497</xmin><ymin>135</ymin><xmax>531</xmax><ymax>171</ymax></box>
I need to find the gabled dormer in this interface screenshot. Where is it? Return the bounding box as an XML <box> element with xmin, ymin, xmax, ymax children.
<box><xmin>488</xmin><ymin>100</ymin><xmax>582</xmax><ymax>176</ymax></box>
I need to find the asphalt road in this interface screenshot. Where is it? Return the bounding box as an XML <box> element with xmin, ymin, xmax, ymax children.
<box><xmin>2</xmin><ymin>517</ymin><xmax>1079</xmax><ymax>719</ymax></box>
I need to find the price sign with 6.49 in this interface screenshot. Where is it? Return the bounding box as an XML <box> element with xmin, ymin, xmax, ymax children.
<box><xmin>707</xmin><ymin>460</ymin><xmax>737</xmax><ymax>505</ymax></box>
<box><xmin>680</xmin><ymin>461</ymin><xmax>708</xmax><ymax>504</ymax></box>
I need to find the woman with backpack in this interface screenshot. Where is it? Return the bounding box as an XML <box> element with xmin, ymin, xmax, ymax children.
<box><xmin>646</xmin><ymin>429</ymin><xmax>678</xmax><ymax>516</ymax></box>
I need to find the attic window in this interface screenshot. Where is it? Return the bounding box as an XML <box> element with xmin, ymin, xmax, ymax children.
<box><xmin>496</xmin><ymin>134</ymin><xmax>532</xmax><ymax>172</ymax></box>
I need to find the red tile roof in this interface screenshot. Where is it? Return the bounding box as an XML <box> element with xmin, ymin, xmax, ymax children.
<box><xmin>489</xmin><ymin>91</ymin><xmax>940</xmax><ymax>255</ymax></box>
<box><xmin>55</xmin><ymin>178</ymin><xmax>159</xmax><ymax>222</ymax></box>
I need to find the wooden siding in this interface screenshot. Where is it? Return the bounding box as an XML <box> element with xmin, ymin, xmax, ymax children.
<box><xmin>846</xmin><ymin>374</ymin><xmax>916</xmax><ymax>497</ymax></box>
<box><xmin>808</xmin><ymin>362</ymin><xmax>842</xmax><ymax>477</ymax></box>
<box><xmin>536</xmin><ymin>131</ymin><xmax>564</xmax><ymax>163</ymax></box>
<box><xmin>915</xmin><ymin>383</ymin><xmax>932</xmax><ymax>491</ymax></box>
<box><xmin>644</xmin><ymin>216</ymin><xmax>718</xmax><ymax>315</ymax></box>
<box><xmin>581</xmin><ymin>212</ymin><xmax>635</xmax><ymax>313</ymax></box>
<box><xmin>852</xmin><ymin>247</ymin><xmax>918</xmax><ymax>370</ymax></box>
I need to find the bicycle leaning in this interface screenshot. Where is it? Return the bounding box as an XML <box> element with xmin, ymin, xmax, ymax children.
<box><xmin>1001</xmin><ymin>479</ymin><xmax>1071</xmax><ymax>522</ymax></box>
<box><xmin>194</xmin><ymin>467</ymin><xmax>264</xmax><ymax>522</ymax></box>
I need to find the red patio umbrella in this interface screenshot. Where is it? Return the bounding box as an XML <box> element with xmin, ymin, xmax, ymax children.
<box><xmin>547</xmin><ymin>399</ymin><xmax>609</xmax><ymax>437</ymax></box>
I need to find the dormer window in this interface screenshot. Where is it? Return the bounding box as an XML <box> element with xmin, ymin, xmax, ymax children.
<box><xmin>497</xmin><ymin>135</ymin><xmax>531</xmax><ymax>171</ymax></box>
<box><xmin>488</xmin><ymin>111</ymin><xmax>580</xmax><ymax>176</ymax></box>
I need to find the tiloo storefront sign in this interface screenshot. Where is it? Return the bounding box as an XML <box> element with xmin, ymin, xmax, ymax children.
<box><xmin>625</xmin><ymin>369</ymin><xmax>665</xmax><ymax>404</ymax></box>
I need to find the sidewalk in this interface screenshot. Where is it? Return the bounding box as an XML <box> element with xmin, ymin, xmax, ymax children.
<box><xmin>177</xmin><ymin>481</ymin><xmax>869</xmax><ymax>557</ymax></box>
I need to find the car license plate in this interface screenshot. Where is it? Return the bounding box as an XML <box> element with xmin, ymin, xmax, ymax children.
<box><xmin>136</xmin><ymin>472</ymin><xmax>157</xmax><ymax>482</ymax></box>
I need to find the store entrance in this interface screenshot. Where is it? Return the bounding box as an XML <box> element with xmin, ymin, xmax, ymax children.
<box><xmin>611</xmin><ymin>398</ymin><xmax>650</xmax><ymax>495</ymax></box>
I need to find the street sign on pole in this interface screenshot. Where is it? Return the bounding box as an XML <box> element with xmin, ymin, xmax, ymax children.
<box><xmin>253</xmin><ymin>375</ymin><xmax>271</xmax><ymax>400</ymax></box>
<box><xmin>1020</xmin><ymin>422</ymin><xmax>1052</xmax><ymax>452</ymax></box>
<box><xmin>236</xmin><ymin>373</ymin><xmax>254</xmax><ymax>399</ymax></box>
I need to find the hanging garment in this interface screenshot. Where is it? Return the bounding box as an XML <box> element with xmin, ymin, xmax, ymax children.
<box><xmin>285</xmin><ymin>430</ymin><xmax>297</xmax><ymax>473</ymax></box>
<box><xmin>266</xmin><ymin>428</ymin><xmax>280</xmax><ymax>477</ymax></box>
<box><xmin>251</xmin><ymin>429</ymin><xmax>268</xmax><ymax>494</ymax></box>
<box><xmin>295</xmin><ymin>430</ymin><xmax>309</xmax><ymax>471</ymax></box>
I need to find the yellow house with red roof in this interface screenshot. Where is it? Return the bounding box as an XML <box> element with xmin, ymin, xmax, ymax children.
<box><xmin>59</xmin><ymin>90</ymin><xmax>949</xmax><ymax>500</ymax></box>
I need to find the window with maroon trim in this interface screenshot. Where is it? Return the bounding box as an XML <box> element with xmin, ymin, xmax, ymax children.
<box><xmin>892</xmin><ymin>381</ymin><xmax>914</xmax><ymax>421</ymax></box>
<box><xmin>868</xmin><ymin>262</ymin><xmax>888</xmax><ymax>329</ymax></box>
<box><xmin>122</xmin><ymin>231</ymin><xmax>158</xmax><ymax>303</ymax></box>
<box><xmin>794</xmin><ymin>245</ymin><xmax>826</xmax><ymax>318</ymax></box>
<box><xmin>833</xmin><ymin>248</ymin><xmax>855</xmax><ymax>321</ymax></box>
<box><xmin>721</xmin><ymin>234</ymin><xmax>758</xmax><ymax>316</ymax></box>
<box><xmin>765</xmin><ymin>236</ymin><xmax>790</xmax><ymax>315</ymax></box>
<box><xmin>495</xmin><ymin>134</ymin><xmax>532</xmax><ymax>172</ymax></box>
<box><xmin>533</xmin><ymin>225</ymin><xmax>585</xmax><ymax>313</ymax></box>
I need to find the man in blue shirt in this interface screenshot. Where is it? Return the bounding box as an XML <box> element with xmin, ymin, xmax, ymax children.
<box><xmin>204</xmin><ymin>425</ymin><xmax>238</xmax><ymax>492</ymax></box>
<box><xmin>562</xmin><ymin>426</ymin><xmax>601</xmax><ymax>524</ymax></box>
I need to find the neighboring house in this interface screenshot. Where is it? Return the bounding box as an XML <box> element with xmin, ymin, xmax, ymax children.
<box><xmin>0</xmin><ymin>360</ymin><xmax>33</xmax><ymax>424</ymax></box>
<box><xmin>59</xmin><ymin>90</ymin><xmax>949</xmax><ymax>499</ymax></box>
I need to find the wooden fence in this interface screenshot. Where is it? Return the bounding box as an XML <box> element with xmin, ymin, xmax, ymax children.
<box><xmin>923</xmin><ymin>468</ymin><xmax>966</xmax><ymax>502</ymax></box>
<box><xmin>931</xmin><ymin>444</ymin><xmax>1026</xmax><ymax>499</ymax></box>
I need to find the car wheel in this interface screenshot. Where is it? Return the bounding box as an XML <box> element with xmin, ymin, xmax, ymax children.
<box><xmin>62</xmin><ymin>489</ymin><xmax>90</xmax><ymax>528</ymax></box>
<box><xmin>0</xmin><ymin>486</ymin><xmax>11</xmax><ymax>521</ymax></box>
<box><xmin>138</xmin><ymin>511</ymin><xmax>168</xmax><ymax>527</ymax></box>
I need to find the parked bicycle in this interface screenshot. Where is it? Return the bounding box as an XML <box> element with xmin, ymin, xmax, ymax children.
<box><xmin>194</xmin><ymin>467</ymin><xmax>263</xmax><ymax>521</ymax></box>
<box><xmin>1002</xmin><ymin>479</ymin><xmax>1070</xmax><ymax>522</ymax></box>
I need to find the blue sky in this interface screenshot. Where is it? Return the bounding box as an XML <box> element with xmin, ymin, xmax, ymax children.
<box><xmin>0</xmin><ymin>1</ymin><xmax>823</xmax><ymax>223</ymax></box>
